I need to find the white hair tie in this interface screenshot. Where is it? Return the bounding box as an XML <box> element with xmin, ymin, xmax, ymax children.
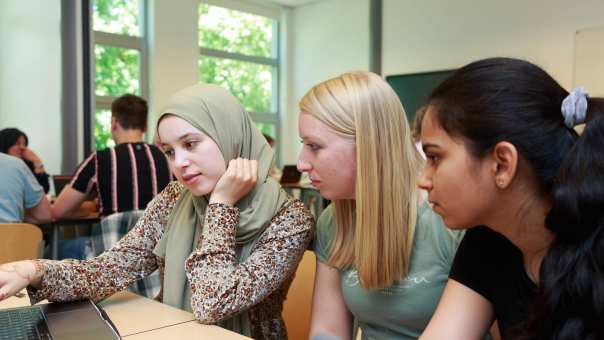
<box><xmin>561</xmin><ymin>86</ymin><xmax>589</xmax><ymax>128</ymax></box>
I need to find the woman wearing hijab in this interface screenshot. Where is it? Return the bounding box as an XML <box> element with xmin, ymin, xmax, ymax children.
<box><xmin>0</xmin><ymin>128</ymin><xmax>50</xmax><ymax>193</ymax></box>
<box><xmin>0</xmin><ymin>84</ymin><xmax>315</xmax><ymax>339</ymax></box>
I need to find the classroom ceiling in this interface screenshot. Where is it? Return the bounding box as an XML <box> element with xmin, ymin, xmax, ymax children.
<box><xmin>265</xmin><ymin>0</ymin><xmax>324</xmax><ymax>7</ymax></box>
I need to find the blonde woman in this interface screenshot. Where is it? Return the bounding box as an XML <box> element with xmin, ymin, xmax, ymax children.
<box><xmin>297</xmin><ymin>71</ymin><xmax>463</xmax><ymax>339</ymax></box>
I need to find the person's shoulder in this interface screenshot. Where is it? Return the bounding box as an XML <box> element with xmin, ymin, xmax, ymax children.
<box><xmin>163</xmin><ymin>181</ymin><xmax>185</xmax><ymax>198</ymax></box>
<box><xmin>145</xmin><ymin>143</ymin><xmax>169</xmax><ymax>162</ymax></box>
<box><xmin>316</xmin><ymin>202</ymin><xmax>335</xmax><ymax>227</ymax></box>
<box><xmin>272</xmin><ymin>197</ymin><xmax>315</xmax><ymax>232</ymax></box>
<box><xmin>312</xmin><ymin>203</ymin><xmax>336</xmax><ymax>244</ymax></box>
<box><xmin>98</xmin><ymin>143</ymin><xmax>133</xmax><ymax>154</ymax></box>
<box><xmin>89</xmin><ymin>147</ymin><xmax>106</xmax><ymax>158</ymax></box>
<box><xmin>0</xmin><ymin>152</ymin><xmax>22</xmax><ymax>165</ymax></box>
<box><xmin>311</xmin><ymin>203</ymin><xmax>336</xmax><ymax>263</ymax></box>
<box><xmin>145</xmin><ymin>142</ymin><xmax>162</xmax><ymax>151</ymax></box>
<box><xmin>413</xmin><ymin>202</ymin><xmax>465</xmax><ymax>264</ymax></box>
<box><xmin>0</xmin><ymin>153</ymin><xmax>30</xmax><ymax>172</ymax></box>
<box><xmin>463</xmin><ymin>226</ymin><xmax>505</xmax><ymax>243</ymax></box>
<box><xmin>145</xmin><ymin>181</ymin><xmax>184</xmax><ymax>215</ymax></box>
<box><xmin>452</xmin><ymin>226</ymin><xmax>519</xmax><ymax>270</ymax></box>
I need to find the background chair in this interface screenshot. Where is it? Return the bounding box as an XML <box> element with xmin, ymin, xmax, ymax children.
<box><xmin>283</xmin><ymin>250</ymin><xmax>316</xmax><ymax>340</ymax></box>
<box><xmin>91</xmin><ymin>210</ymin><xmax>161</xmax><ymax>299</ymax></box>
<box><xmin>0</xmin><ymin>223</ymin><xmax>43</xmax><ymax>263</ymax></box>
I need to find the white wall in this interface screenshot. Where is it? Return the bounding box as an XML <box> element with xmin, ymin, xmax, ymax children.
<box><xmin>575</xmin><ymin>26</ymin><xmax>604</xmax><ymax>96</ymax></box>
<box><xmin>382</xmin><ymin>0</ymin><xmax>604</xmax><ymax>90</ymax></box>
<box><xmin>283</xmin><ymin>0</ymin><xmax>370</xmax><ymax>164</ymax></box>
<box><xmin>0</xmin><ymin>0</ymin><xmax>62</xmax><ymax>174</ymax></box>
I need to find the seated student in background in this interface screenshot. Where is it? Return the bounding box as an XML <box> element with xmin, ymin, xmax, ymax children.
<box><xmin>0</xmin><ymin>153</ymin><xmax>51</xmax><ymax>224</ymax></box>
<box><xmin>0</xmin><ymin>84</ymin><xmax>314</xmax><ymax>340</ymax></box>
<box><xmin>298</xmin><ymin>71</ymin><xmax>464</xmax><ymax>340</ymax></box>
<box><xmin>52</xmin><ymin>94</ymin><xmax>171</xmax><ymax>219</ymax></box>
<box><xmin>0</xmin><ymin>128</ymin><xmax>50</xmax><ymax>193</ymax></box>
<box><xmin>418</xmin><ymin>57</ymin><xmax>604</xmax><ymax>340</ymax></box>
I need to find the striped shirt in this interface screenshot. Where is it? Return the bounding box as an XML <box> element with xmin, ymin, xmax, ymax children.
<box><xmin>71</xmin><ymin>142</ymin><xmax>171</xmax><ymax>216</ymax></box>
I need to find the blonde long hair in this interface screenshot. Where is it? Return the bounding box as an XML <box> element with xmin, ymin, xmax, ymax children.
<box><xmin>300</xmin><ymin>71</ymin><xmax>422</xmax><ymax>289</ymax></box>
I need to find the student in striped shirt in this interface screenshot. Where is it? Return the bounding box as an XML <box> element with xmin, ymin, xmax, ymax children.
<box><xmin>52</xmin><ymin>94</ymin><xmax>171</xmax><ymax>218</ymax></box>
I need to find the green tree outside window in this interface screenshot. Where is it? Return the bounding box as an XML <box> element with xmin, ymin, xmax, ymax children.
<box><xmin>199</xmin><ymin>56</ymin><xmax>273</xmax><ymax>113</ymax></box>
<box><xmin>93</xmin><ymin>0</ymin><xmax>140</xmax><ymax>36</ymax></box>
<box><xmin>255</xmin><ymin>123</ymin><xmax>276</xmax><ymax>139</ymax></box>
<box><xmin>95</xmin><ymin>45</ymin><xmax>140</xmax><ymax>97</ymax></box>
<box><xmin>199</xmin><ymin>4</ymin><xmax>274</xmax><ymax>58</ymax></box>
<box><xmin>95</xmin><ymin>109</ymin><xmax>116</xmax><ymax>150</ymax></box>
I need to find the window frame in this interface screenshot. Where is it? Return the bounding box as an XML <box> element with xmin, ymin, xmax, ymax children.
<box><xmin>89</xmin><ymin>0</ymin><xmax>148</xmax><ymax>151</ymax></box>
<box><xmin>199</xmin><ymin>0</ymin><xmax>282</xmax><ymax>164</ymax></box>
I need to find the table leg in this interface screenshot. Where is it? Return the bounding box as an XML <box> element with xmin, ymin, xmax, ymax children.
<box><xmin>51</xmin><ymin>224</ymin><xmax>59</xmax><ymax>260</ymax></box>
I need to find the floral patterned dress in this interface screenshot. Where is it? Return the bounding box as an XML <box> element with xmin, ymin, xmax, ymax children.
<box><xmin>29</xmin><ymin>182</ymin><xmax>315</xmax><ymax>339</ymax></box>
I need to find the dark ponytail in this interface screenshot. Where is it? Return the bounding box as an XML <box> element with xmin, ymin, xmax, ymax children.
<box><xmin>524</xmin><ymin>108</ymin><xmax>604</xmax><ymax>340</ymax></box>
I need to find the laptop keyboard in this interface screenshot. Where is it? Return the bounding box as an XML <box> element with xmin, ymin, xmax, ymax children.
<box><xmin>0</xmin><ymin>307</ymin><xmax>51</xmax><ymax>340</ymax></box>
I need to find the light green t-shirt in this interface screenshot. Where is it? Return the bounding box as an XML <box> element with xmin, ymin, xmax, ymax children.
<box><xmin>314</xmin><ymin>202</ymin><xmax>464</xmax><ymax>340</ymax></box>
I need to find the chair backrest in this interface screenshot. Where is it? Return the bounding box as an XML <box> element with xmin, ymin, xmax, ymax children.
<box><xmin>93</xmin><ymin>210</ymin><xmax>145</xmax><ymax>255</ymax></box>
<box><xmin>283</xmin><ymin>250</ymin><xmax>316</xmax><ymax>340</ymax></box>
<box><xmin>0</xmin><ymin>223</ymin><xmax>43</xmax><ymax>264</ymax></box>
<box><xmin>52</xmin><ymin>174</ymin><xmax>73</xmax><ymax>197</ymax></box>
<box><xmin>92</xmin><ymin>210</ymin><xmax>161</xmax><ymax>299</ymax></box>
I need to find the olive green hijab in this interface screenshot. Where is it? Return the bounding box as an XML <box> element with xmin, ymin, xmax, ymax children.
<box><xmin>153</xmin><ymin>84</ymin><xmax>287</xmax><ymax>335</ymax></box>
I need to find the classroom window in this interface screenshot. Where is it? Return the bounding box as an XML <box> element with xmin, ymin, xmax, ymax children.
<box><xmin>92</xmin><ymin>0</ymin><xmax>147</xmax><ymax>150</ymax></box>
<box><xmin>198</xmin><ymin>1</ymin><xmax>280</xmax><ymax>159</ymax></box>
<box><xmin>95</xmin><ymin>109</ymin><xmax>115</xmax><ymax>149</ymax></box>
<box><xmin>94</xmin><ymin>45</ymin><xmax>141</xmax><ymax>97</ymax></box>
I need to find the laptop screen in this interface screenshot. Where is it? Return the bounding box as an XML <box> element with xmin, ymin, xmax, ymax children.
<box><xmin>0</xmin><ymin>300</ymin><xmax>120</xmax><ymax>340</ymax></box>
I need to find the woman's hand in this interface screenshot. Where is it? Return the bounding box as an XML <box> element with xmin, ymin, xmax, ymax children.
<box><xmin>209</xmin><ymin>158</ymin><xmax>258</xmax><ymax>206</ymax></box>
<box><xmin>22</xmin><ymin>148</ymin><xmax>45</xmax><ymax>173</ymax></box>
<box><xmin>0</xmin><ymin>261</ymin><xmax>44</xmax><ymax>301</ymax></box>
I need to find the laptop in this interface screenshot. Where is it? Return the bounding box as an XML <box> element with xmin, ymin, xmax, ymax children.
<box><xmin>0</xmin><ymin>299</ymin><xmax>121</xmax><ymax>340</ymax></box>
<box><xmin>52</xmin><ymin>175</ymin><xmax>73</xmax><ymax>197</ymax></box>
<box><xmin>279</xmin><ymin>165</ymin><xmax>302</xmax><ymax>185</ymax></box>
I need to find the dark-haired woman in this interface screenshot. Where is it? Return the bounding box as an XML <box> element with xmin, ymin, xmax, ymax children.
<box><xmin>417</xmin><ymin>57</ymin><xmax>604</xmax><ymax>340</ymax></box>
<box><xmin>0</xmin><ymin>128</ymin><xmax>50</xmax><ymax>193</ymax></box>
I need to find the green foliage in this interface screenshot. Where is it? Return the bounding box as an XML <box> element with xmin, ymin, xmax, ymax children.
<box><xmin>94</xmin><ymin>109</ymin><xmax>116</xmax><ymax>150</ymax></box>
<box><xmin>199</xmin><ymin>4</ymin><xmax>274</xmax><ymax>58</ymax></box>
<box><xmin>198</xmin><ymin>4</ymin><xmax>277</xmax><ymax>114</ymax></box>
<box><xmin>93</xmin><ymin>0</ymin><xmax>140</xmax><ymax>36</ymax></box>
<box><xmin>199</xmin><ymin>56</ymin><xmax>273</xmax><ymax>113</ymax></box>
<box><xmin>255</xmin><ymin>123</ymin><xmax>276</xmax><ymax>139</ymax></box>
<box><xmin>95</xmin><ymin>45</ymin><xmax>140</xmax><ymax>97</ymax></box>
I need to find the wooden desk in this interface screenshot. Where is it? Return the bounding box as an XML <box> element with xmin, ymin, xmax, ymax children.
<box><xmin>98</xmin><ymin>290</ymin><xmax>194</xmax><ymax>337</ymax></box>
<box><xmin>0</xmin><ymin>290</ymin><xmax>31</xmax><ymax>309</ymax></box>
<box><xmin>124</xmin><ymin>321</ymin><xmax>249</xmax><ymax>339</ymax></box>
<box><xmin>1</xmin><ymin>290</ymin><xmax>250</xmax><ymax>339</ymax></box>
